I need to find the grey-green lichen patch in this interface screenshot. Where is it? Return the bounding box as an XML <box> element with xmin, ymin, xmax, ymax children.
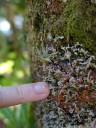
<box><xmin>35</xmin><ymin>43</ymin><xmax>96</xmax><ymax>128</ymax></box>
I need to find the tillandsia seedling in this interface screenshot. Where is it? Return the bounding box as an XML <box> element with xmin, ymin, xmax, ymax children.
<box><xmin>26</xmin><ymin>0</ymin><xmax>96</xmax><ymax>127</ymax></box>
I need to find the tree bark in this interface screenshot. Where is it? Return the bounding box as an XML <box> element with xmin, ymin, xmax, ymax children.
<box><xmin>26</xmin><ymin>0</ymin><xmax>96</xmax><ymax>127</ymax></box>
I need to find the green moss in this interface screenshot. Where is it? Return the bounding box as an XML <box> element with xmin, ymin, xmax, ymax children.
<box><xmin>62</xmin><ymin>0</ymin><xmax>96</xmax><ymax>53</ymax></box>
<box><xmin>45</xmin><ymin>0</ymin><xmax>96</xmax><ymax>53</ymax></box>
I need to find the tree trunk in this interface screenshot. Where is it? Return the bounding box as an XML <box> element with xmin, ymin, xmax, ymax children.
<box><xmin>26</xmin><ymin>0</ymin><xmax>96</xmax><ymax>127</ymax></box>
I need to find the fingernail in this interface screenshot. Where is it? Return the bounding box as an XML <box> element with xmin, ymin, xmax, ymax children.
<box><xmin>34</xmin><ymin>82</ymin><xmax>49</xmax><ymax>94</ymax></box>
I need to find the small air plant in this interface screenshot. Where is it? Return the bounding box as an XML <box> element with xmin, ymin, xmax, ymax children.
<box><xmin>35</xmin><ymin>42</ymin><xmax>96</xmax><ymax>128</ymax></box>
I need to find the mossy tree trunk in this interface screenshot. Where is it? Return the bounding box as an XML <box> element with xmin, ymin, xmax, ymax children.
<box><xmin>26</xmin><ymin>0</ymin><xmax>96</xmax><ymax>127</ymax></box>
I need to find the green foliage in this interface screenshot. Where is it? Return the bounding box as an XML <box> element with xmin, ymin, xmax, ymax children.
<box><xmin>0</xmin><ymin>0</ymin><xmax>30</xmax><ymax>86</ymax></box>
<box><xmin>0</xmin><ymin>104</ymin><xmax>34</xmax><ymax>128</ymax></box>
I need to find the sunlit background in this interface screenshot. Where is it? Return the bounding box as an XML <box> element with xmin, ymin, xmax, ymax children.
<box><xmin>0</xmin><ymin>1</ymin><xmax>34</xmax><ymax>128</ymax></box>
<box><xmin>0</xmin><ymin>19</ymin><xmax>11</xmax><ymax>35</ymax></box>
<box><xmin>0</xmin><ymin>0</ymin><xmax>30</xmax><ymax>86</ymax></box>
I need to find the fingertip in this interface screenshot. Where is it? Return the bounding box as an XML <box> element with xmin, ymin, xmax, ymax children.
<box><xmin>33</xmin><ymin>82</ymin><xmax>50</xmax><ymax>95</ymax></box>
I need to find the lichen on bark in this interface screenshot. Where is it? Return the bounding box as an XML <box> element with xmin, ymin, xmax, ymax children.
<box><xmin>26</xmin><ymin>0</ymin><xmax>96</xmax><ymax>127</ymax></box>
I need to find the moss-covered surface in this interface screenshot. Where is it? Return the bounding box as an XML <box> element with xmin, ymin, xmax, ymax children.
<box><xmin>26</xmin><ymin>0</ymin><xmax>96</xmax><ymax>54</ymax></box>
<box><xmin>26</xmin><ymin>0</ymin><xmax>96</xmax><ymax>127</ymax></box>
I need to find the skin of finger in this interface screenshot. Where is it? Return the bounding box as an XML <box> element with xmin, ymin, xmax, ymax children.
<box><xmin>0</xmin><ymin>83</ymin><xmax>50</xmax><ymax>108</ymax></box>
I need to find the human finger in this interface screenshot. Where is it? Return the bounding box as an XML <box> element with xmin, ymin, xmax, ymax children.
<box><xmin>0</xmin><ymin>82</ymin><xmax>50</xmax><ymax>108</ymax></box>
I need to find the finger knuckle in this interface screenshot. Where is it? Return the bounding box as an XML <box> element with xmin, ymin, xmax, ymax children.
<box><xmin>15</xmin><ymin>86</ymin><xmax>24</xmax><ymax>104</ymax></box>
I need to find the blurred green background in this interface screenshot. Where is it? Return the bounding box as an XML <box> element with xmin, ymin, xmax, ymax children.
<box><xmin>0</xmin><ymin>1</ymin><xmax>34</xmax><ymax>128</ymax></box>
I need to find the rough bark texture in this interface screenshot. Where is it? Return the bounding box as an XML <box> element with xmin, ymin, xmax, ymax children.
<box><xmin>26</xmin><ymin>0</ymin><xmax>96</xmax><ymax>127</ymax></box>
